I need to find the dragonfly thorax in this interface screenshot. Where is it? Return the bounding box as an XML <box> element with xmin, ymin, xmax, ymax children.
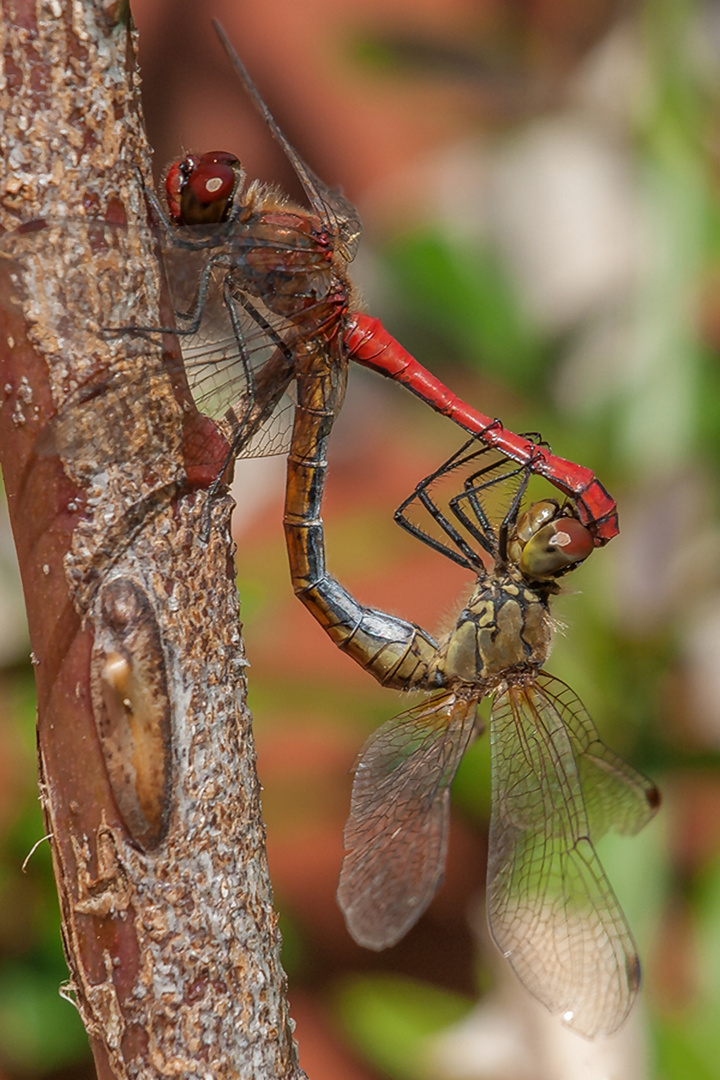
<box><xmin>431</xmin><ymin>571</ymin><xmax>551</xmax><ymax>687</ymax></box>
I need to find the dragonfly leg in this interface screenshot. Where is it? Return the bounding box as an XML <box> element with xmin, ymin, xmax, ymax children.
<box><xmin>220</xmin><ymin>275</ymin><xmax>258</xmax><ymax>414</ymax></box>
<box><xmin>167</xmin><ymin>252</ymin><xmax>233</xmax><ymax>336</ymax></box>
<box><xmin>394</xmin><ymin>438</ymin><xmax>517</xmax><ymax>569</ymax></box>
<box><xmin>450</xmin><ymin>447</ymin><xmax>538</xmax><ymax>548</ymax></box>
<box><xmin>102</xmin><ymin>250</ymin><xmax>234</xmax><ymax>343</ymax></box>
<box><xmin>447</xmin><ymin>452</ymin><xmax>537</xmax><ymax>561</ymax></box>
<box><xmin>395</xmin><ymin>484</ymin><xmax>482</xmax><ymax>571</ymax></box>
<box><xmin>140</xmin><ymin>176</ymin><xmax>173</xmax><ymax>232</ymax></box>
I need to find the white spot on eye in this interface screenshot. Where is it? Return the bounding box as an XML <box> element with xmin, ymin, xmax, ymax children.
<box><xmin>205</xmin><ymin>177</ymin><xmax>223</xmax><ymax>194</ymax></box>
<box><xmin>563</xmin><ymin>1009</ymin><xmax>574</xmax><ymax>1023</ymax></box>
<box><xmin>549</xmin><ymin>529</ymin><xmax>571</xmax><ymax>548</ymax></box>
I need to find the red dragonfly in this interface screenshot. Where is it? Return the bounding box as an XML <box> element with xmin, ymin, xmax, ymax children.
<box><xmin>1</xmin><ymin>24</ymin><xmax>617</xmax><ymax>549</ymax></box>
<box><xmin>289</xmin><ymin>435</ymin><xmax>658</xmax><ymax>1037</ymax></box>
<box><xmin>146</xmin><ymin>21</ymin><xmax>619</xmax><ymax>545</ymax></box>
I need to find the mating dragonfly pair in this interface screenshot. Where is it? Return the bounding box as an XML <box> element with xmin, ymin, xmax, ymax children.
<box><xmin>2</xmin><ymin>21</ymin><xmax>657</xmax><ymax>1040</ymax></box>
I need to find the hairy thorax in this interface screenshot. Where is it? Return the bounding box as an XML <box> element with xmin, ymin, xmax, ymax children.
<box><xmin>430</xmin><ymin>569</ymin><xmax>553</xmax><ymax>689</ymax></box>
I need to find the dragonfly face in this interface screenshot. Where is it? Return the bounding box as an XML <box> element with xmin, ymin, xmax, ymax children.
<box><xmin>165</xmin><ymin>151</ymin><xmax>246</xmax><ymax>226</ymax></box>
<box><xmin>510</xmin><ymin>499</ymin><xmax>595</xmax><ymax>579</ymax></box>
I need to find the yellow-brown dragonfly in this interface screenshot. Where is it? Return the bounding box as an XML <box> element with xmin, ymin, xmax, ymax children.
<box><xmin>289</xmin><ymin>437</ymin><xmax>659</xmax><ymax>1038</ymax></box>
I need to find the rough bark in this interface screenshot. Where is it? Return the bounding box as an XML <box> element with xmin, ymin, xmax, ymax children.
<box><xmin>0</xmin><ymin>2</ymin><xmax>303</xmax><ymax>1076</ymax></box>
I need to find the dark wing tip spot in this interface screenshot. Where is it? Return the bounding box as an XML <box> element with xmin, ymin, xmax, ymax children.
<box><xmin>646</xmin><ymin>784</ymin><xmax>662</xmax><ymax>811</ymax></box>
<box><xmin>626</xmin><ymin>952</ymin><xmax>642</xmax><ymax>994</ymax></box>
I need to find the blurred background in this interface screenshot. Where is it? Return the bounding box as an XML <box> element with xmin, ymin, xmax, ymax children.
<box><xmin>1</xmin><ymin>0</ymin><xmax>719</xmax><ymax>1076</ymax></box>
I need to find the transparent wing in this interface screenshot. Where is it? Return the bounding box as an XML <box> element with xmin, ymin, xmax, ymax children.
<box><xmin>212</xmin><ymin>19</ymin><xmax>362</xmax><ymax>262</ymax></box>
<box><xmin>338</xmin><ymin>692</ymin><xmax>480</xmax><ymax>950</ymax></box>
<box><xmin>229</xmin><ymin>391</ymin><xmax>294</xmax><ymax>460</ymax></box>
<box><xmin>486</xmin><ymin>675</ymin><xmax>659</xmax><ymax>1038</ymax></box>
<box><xmin>32</xmin><ymin>368</ymin><xmax>183</xmax><ymax>468</ymax></box>
<box><xmin>1</xmin><ymin>221</ymin><xmax>305</xmax><ymax>465</ymax></box>
<box><xmin>535</xmin><ymin>673</ymin><xmax>660</xmax><ymax>839</ymax></box>
<box><xmin>137</xmin><ymin>222</ymin><xmax>322</xmax><ymax>458</ymax></box>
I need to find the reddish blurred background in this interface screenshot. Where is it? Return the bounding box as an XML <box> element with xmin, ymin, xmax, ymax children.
<box><xmin>3</xmin><ymin>1</ymin><xmax>720</xmax><ymax>1078</ymax></box>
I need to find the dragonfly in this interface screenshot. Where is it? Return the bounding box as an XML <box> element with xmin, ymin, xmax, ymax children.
<box><xmin>1</xmin><ymin>24</ymin><xmax>618</xmax><ymax>546</ymax></box>
<box><xmin>130</xmin><ymin>20</ymin><xmax>619</xmax><ymax>544</ymax></box>
<box><xmin>288</xmin><ymin>437</ymin><xmax>658</xmax><ymax>1038</ymax></box>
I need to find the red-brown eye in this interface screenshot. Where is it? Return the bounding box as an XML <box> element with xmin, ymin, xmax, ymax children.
<box><xmin>520</xmin><ymin>516</ymin><xmax>594</xmax><ymax>579</ymax></box>
<box><xmin>165</xmin><ymin>151</ymin><xmax>243</xmax><ymax>226</ymax></box>
<box><xmin>165</xmin><ymin>154</ymin><xmax>199</xmax><ymax>222</ymax></box>
<box><xmin>187</xmin><ymin>160</ymin><xmax>236</xmax><ymax>205</ymax></box>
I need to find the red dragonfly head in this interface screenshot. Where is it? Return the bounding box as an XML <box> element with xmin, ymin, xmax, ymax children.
<box><xmin>165</xmin><ymin>151</ymin><xmax>245</xmax><ymax>225</ymax></box>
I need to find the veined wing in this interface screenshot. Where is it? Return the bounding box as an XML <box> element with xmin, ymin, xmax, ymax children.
<box><xmin>535</xmin><ymin>673</ymin><xmax>659</xmax><ymax>839</ymax></box>
<box><xmin>174</xmin><ymin>296</ymin><xmax>297</xmax><ymax>461</ymax></box>
<box><xmin>1</xmin><ymin>221</ymin><xmax>314</xmax><ymax>466</ymax></box>
<box><xmin>486</xmin><ymin>675</ymin><xmax>659</xmax><ymax>1038</ymax></box>
<box><xmin>212</xmin><ymin>19</ymin><xmax>362</xmax><ymax>263</ymax></box>
<box><xmin>338</xmin><ymin>692</ymin><xmax>480</xmax><ymax>950</ymax></box>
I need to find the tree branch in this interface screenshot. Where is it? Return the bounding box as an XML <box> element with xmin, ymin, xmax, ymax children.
<box><xmin>0</xmin><ymin>2</ymin><xmax>303</xmax><ymax>1075</ymax></box>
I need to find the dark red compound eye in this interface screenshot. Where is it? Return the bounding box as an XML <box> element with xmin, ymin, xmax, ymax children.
<box><xmin>165</xmin><ymin>154</ymin><xmax>199</xmax><ymax>222</ymax></box>
<box><xmin>182</xmin><ymin>152</ymin><xmax>241</xmax><ymax>225</ymax></box>
<box><xmin>187</xmin><ymin>158</ymin><xmax>237</xmax><ymax>206</ymax></box>
<box><xmin>165</xmin><ymin>151</ymin><xmax>242</xmax><ymax>226</ymax></box>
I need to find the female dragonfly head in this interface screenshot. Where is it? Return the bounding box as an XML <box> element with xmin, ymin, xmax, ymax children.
<box><xmin>395</xmin><ymin>438</ymin><xmax>594</xmax><ymax>587</ymax></box>
<box><xmin>507</xmin><ymin>499</ymin><xmax>594</xmax><ymax>582</ymax></box>
<box><xmin>165</xmin><ymin>151</ymin><xmax>246</xmax><ymax>226</ymax></box>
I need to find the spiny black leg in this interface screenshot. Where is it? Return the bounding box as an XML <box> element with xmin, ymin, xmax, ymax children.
<box><xmin>496</xmin><ymin>471</ymin><xmax>531</xmax><ymax>565</ymax></box>
<box><xmin>450</xmin><ymin>460</ymin><xmax>525</xmax><ymax>548</ymax></box>
<box><xmin>394</xmin><ymin>438</ymin><xmax>497</xmax><ymax>570</ymax></box>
